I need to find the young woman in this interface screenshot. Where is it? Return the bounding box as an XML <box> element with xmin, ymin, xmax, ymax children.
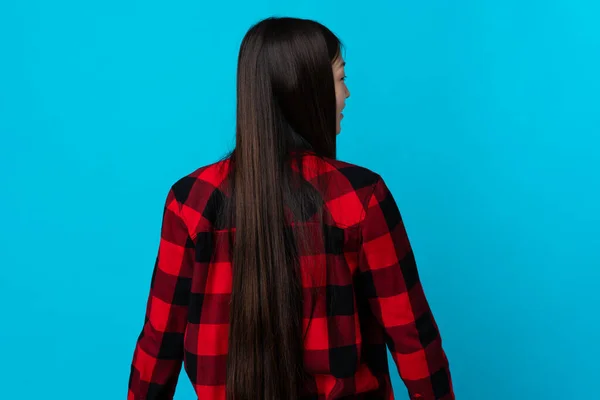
<box><xmin>128</xmin><ymin>16</ymin><xmax>454</xmax><ymax>400</ymax></box>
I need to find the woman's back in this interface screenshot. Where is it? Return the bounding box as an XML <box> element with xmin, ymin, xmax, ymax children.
<box><xmin>128</xmin><ymin>151</ymin><xmax>453</xmax><ymax>399</ymax></box>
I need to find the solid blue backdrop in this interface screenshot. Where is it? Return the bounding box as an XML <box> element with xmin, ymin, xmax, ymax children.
<box><xmin>1</xmin><ymin>0</ymin><xmax>598</xmax><ymax>399</ymax></box>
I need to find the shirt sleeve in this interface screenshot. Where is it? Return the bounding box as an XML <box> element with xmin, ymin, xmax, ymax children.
<box><xmin>128</xmin><ymin>187</ymin><xmax>195</xmax><ymax>400</ymax></box>
<box><xmin>357</xmin><ymin>176</ymin><xmax>454</xmax><ymax>400</ymax></box>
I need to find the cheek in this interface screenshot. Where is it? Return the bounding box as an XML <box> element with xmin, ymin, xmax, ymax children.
<box><xmin>335</xmin><ymin>83</ymin><xmax>344</xmax><ymax>111</ymax></box>
<box><xmin>335</xmin><ymin>88</ymin><xmax>344</xmax><ymax>110</ymax></box>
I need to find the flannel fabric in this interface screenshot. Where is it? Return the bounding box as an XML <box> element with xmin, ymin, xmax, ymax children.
<box><xmin>128</xmin><ymin>151</ymin><xmax>454</xmax><ymax>399</ymax></box>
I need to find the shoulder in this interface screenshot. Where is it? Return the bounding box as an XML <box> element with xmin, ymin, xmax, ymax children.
<box><xmin>165</xmin><ymin>157</ymin><xmax>232</xmax><ymax>233</ymax></box>
<box><xmin>308</xmin><ymin>155</ymin><xmax>384</xmax><ymax>228</ymax></box>
<box><xmin>318</xmin><ymin>155</ymin><xmax>382</xmax><ymax>195</ymax></box>
<box><xmin>169</xmin><ymin>158</ymin><xmax>230</xmax><ymax>202</ymax></box>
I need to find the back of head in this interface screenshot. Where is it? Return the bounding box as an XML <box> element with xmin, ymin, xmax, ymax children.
<box><xmin>224</xmin><ymin>16</ymin><xmax>343</xmax><ymax>400</ymax></box>
<box><xmin>235</xmin><ymin>16</ymin><xmax>341</xmax><ymax>160</ymax></box>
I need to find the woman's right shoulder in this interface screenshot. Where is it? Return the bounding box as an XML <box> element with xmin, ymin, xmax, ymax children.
<box><xmin>307</xmin><ymin>155</ymin><xmax>384</xmax><ymax>228</ymax></box>
<box><xmin>320</xmin><ymin>156</ymin><xmax>383</xmax><ymax>194</ymax></box>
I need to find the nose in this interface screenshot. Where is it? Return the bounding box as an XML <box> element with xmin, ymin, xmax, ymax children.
<box><xmin>345</xmin><ymin>86</ymin><xmax>351</xmax><ymax>99</ymax></box>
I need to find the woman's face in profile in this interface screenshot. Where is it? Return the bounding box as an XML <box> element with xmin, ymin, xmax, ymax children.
<box><xmin>333</xmin><ymin>57</ymin><xmax>350</xmax><ymax>134</ymax></box>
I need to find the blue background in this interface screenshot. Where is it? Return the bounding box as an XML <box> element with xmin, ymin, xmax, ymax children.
<box><xmin>1</xmin><ymin>0</ymin><xmax>599</xmax><ymax>398</ymax></box>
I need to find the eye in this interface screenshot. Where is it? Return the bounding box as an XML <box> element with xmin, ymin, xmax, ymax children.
<box><xmin>341</xmin><ymin>75</ymin><xmax>347</xmax><ymax>81</ymax></box>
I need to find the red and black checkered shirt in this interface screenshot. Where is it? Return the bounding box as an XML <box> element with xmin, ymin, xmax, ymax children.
<box><xmin>128</xmin><ymin>151</ymin><xmax>454</xmax><ymax>399</ymax></box>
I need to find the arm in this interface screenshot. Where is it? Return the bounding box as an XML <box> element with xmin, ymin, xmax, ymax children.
<box><xmin>357</xmin><ymin>176</ymin><xmax>454</xmax><ymax>400</ymax></box>
<box><xmin>128</xmin><ymin>187</ymin><xmax>194</xmax><ymax>399</ymax></box>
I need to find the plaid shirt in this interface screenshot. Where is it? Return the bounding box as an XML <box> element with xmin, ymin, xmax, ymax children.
<box><xmin>128</xmin><ymin>151</ymin><xmax>454</xmax><ymax>400</ymax></box>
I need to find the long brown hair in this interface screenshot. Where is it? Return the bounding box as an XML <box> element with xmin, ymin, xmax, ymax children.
<box><xmin>220</xmin><ymin>17</ymin><xmax>343</xmax><ymax>400</ymax></box>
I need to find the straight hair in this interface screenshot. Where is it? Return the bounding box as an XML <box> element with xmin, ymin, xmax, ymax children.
<box><xmin>218</xmin><ymin>16</ymin><xmax>344</xmax><ymax>400</ymax></box>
